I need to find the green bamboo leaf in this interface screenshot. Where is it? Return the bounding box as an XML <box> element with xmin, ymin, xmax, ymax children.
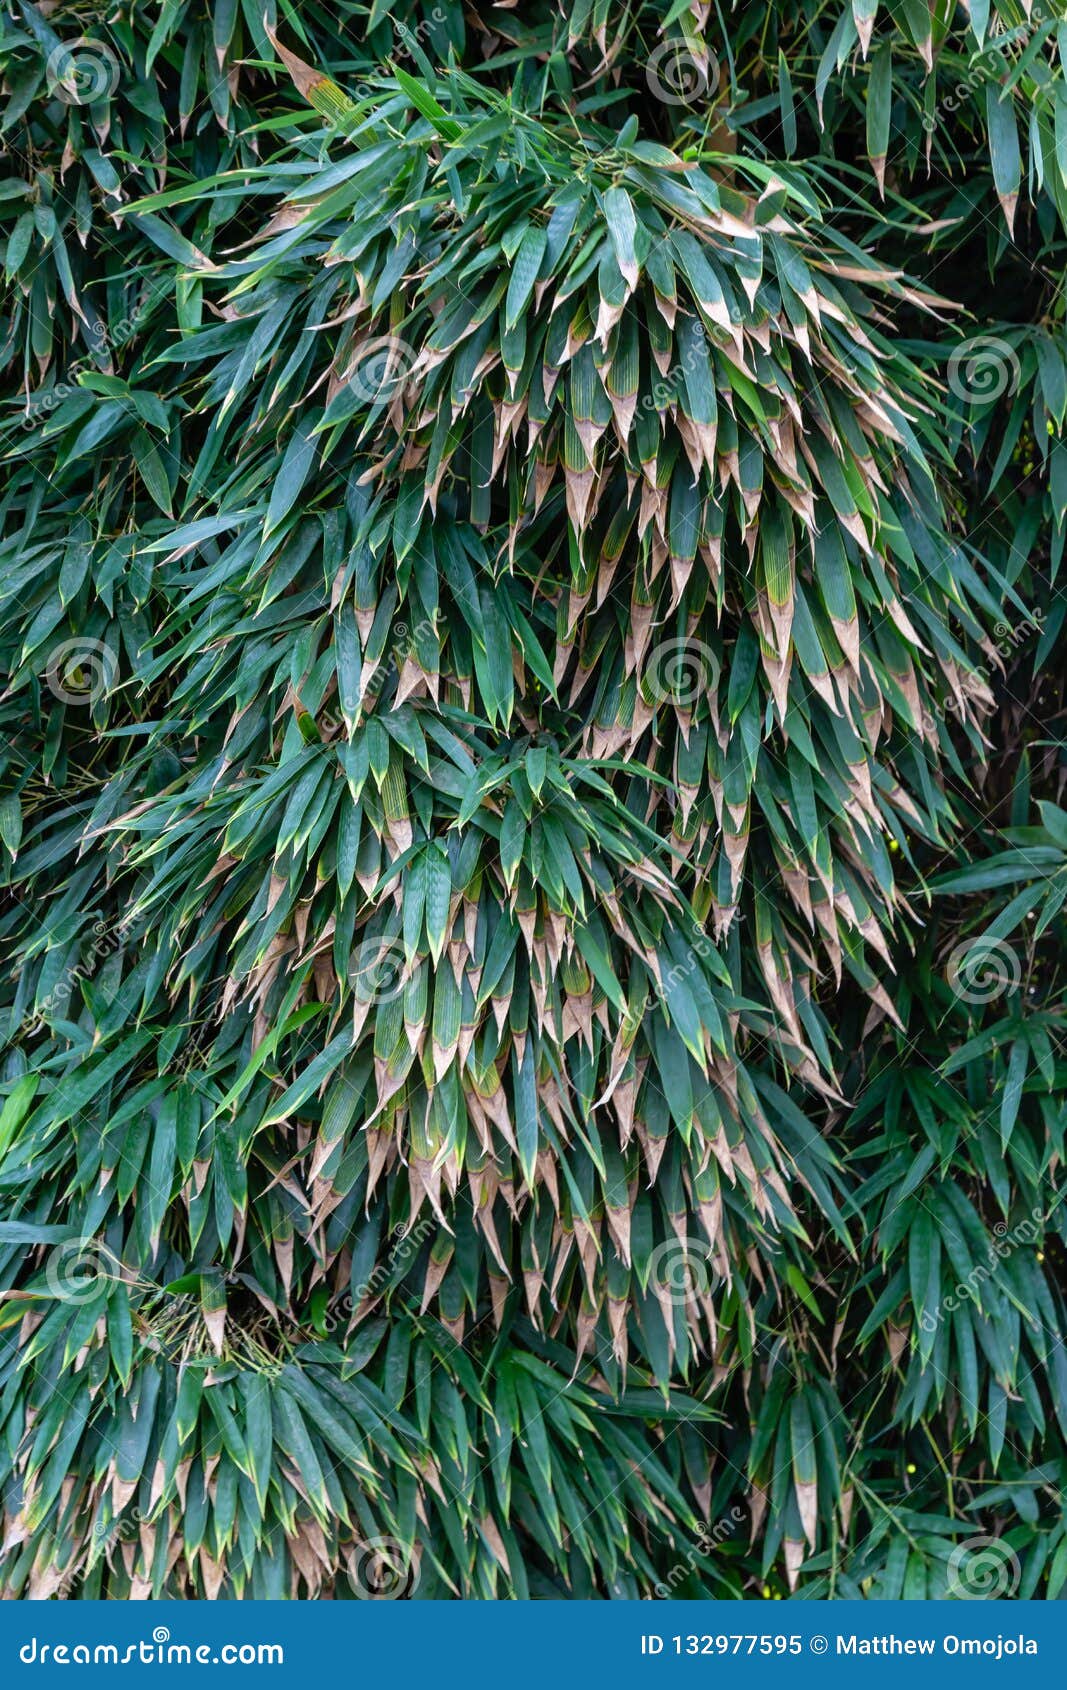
<box><xmin>986</xmin><ymin>84</ymin><xmax>1022</xmax><ymax>232</ymax></box>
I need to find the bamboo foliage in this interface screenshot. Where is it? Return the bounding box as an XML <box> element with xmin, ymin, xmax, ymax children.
<box><xmin>0</xmin><ymin>0</ymin><xmax>1066</xmax><ymax>1601</ymax></box>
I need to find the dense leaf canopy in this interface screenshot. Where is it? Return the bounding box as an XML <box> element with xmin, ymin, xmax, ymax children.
<box><xmin>1</xmin><ymin>0</ymin><xmax>1066</xmax><ymax>1601</ymax></box>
